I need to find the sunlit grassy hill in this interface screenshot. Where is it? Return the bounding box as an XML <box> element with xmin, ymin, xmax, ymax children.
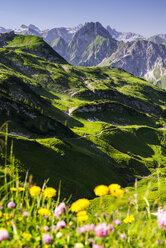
<box><xmin>0</xmin><ymin>33</ymin><xmax>166</xmax><ymax>199</ymax></box>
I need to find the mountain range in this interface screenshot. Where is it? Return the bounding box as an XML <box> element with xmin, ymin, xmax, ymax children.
<box><xmin>1</xmin><ymin>22</ymin><xmax>166</xmax><ymax>45</ymax></box>
<box><xmin>1</xmin><ymin>22</ymin><xmax>166</xmax><ymax>89</ymax></box>
<box><xmin>0</xmin><ymin>31</ymin><xmax>166</xmax><ymax>198</ymax></box>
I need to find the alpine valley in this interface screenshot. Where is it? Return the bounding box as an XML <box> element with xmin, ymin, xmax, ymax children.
<box><xmin>0</xmin><ymin>28</ymin><xmax>166</xmax><ymax>201</ymax></box>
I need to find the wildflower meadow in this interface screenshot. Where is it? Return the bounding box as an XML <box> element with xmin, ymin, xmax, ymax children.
<box><xmin>0</xmin><ymin>131</ymin><xmax>165</xmax><ymax>247</ymax></box>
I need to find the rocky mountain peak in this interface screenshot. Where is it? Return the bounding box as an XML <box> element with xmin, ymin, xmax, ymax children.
<box><xmin>29</xmin><ymin>24</ymin><xmax>41</xmax><ymax>32</ymax></box>
<box><xmin>68</xmin><ymin>21</ymin><xmax>113</xmax><ymax>53</ymax></box>
<box><xmin>20</xmin><ymin>24</ymin><xmax>28</xmax><ymax>29</ymax></box>
<box><xmin>75</xmin><ymin>22</ymin><xmax>111</xmax><ymax>40</ymax></box>
<box><xmin>106</xmin><ymin>25</ymin><xmax>121</xmax><ymax>38</ymax></box>
<box><xmin>66</xmin><ymin>22</ymin><xmax>118</xmax><ymax>66</ymax></box>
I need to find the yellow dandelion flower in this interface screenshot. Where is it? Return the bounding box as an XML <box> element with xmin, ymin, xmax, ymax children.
<box><xmin>0</xmin><ymin>211</ymin><xmax>2</xmax><ymax>218</ymax></box>
<box><xmin>71</xmin><ymin>199</ymin><xmax>90</xmax><ymax>212</ymax></box>
<box><xmin>123</xmin><ymin>215</ymin><xmax>135</xmax><ymax>224</ymax></box>
<box><xmin>29</xmin><ymin>186</ymin><xmax>41</xmax><ymax>196</ymax></box>
<box><xmin>77</xmin><ymin>211</ymin><xmax>87</xmax><ymax>217</ymax></box>
<box><xmin>18</xmin><ymin>187</ymin><xmax>25</xmax><ymax>191</ymax></box>
<box><xmin>94</xmin><ymin>185</ymin><xmax>109</xmax><ymax>196</ymax></box>
<box><xmin>43</xmin><ymin>187</ymin><xmax>56</xmax><ymax>198</ymax></box>
<box><xmin>77</xmin><ymin>214</ymin><xmax>88</xmax><ymax>222</ymax></box>
<box><xmin>22</xmin><ymin>233</ymin><xmax>32</xmax><ymax>239</ymax></box>
<box><xmin>109</xmin><ymin>184</ymin><xmax>120</xmax><ymax>194</ymax></box>
<box><xmin>10</xmin><ymin>187</ymin><xmax>17</xmax><ymax>191</ymax></box>
<box><xmin>38</xmin><ymin>208</ymin><xmax>50</xmax><ymax>216</ymax></box>
<box><xmin>77</xmin><ymin>211</ymin><xmax>89</xmax><ymax>222</ymax></box>
<box><xmin>109</xmin><ymin>184</ymin><xmax>124</xmax><ymax>198</ymax></box>
<box><xmin>3</xmin><ymin>213</ymin><xmax>10</xmax><ymax>220</ymax></box>
<box><xmin>18</xmin><ymin>217</ymin><xmax>23</xmax><ymax>222</ymax></box>
<box><xmin>113</xmin><ymin>188</ymin><xmax>124</xmax><ymax>198</ymax></box>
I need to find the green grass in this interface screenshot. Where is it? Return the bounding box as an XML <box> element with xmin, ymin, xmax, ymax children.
<box><xmin>0</xmin><ymin>124</ymin><xmax>165</xmax><ymax>201</ymax></box>
<box><xmin>2</xmin><ymin>133</ymin><xmax>122</xmax><ymax>200</ymax></box>
<box><xmin>0</xmin><ymin>140</ymin><xmax>165</xmax><ymax>247</ymax></box>
<box><xmin>0</xmin><ymin>33</ymin><xmax>166</xmax><ymax>202</ymax></box>
<box><xmin>90</xmin><ymin>168</ymin><xmax>166</xmax><ymax>214</ymax></box>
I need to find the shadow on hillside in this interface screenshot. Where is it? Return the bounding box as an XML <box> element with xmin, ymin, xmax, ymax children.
<box><xmin>8</xmin><ymin>130</ymin><xmax>151</xmax><ymax>200</ymax></box>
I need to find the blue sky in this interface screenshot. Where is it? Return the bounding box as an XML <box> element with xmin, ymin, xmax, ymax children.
<box><xmin>0</xmin><ymin>0</ymin><xmax>165</xmax><ymax>37</ymax></box>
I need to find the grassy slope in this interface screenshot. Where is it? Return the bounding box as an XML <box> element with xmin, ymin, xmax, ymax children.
<box><xmin>89</xmin><ymin>168</ymin><xmax>166</xmax><ymax>219</ymax></box>
<box><xmin>7</xmin><ymin>134</ymin><xmax>122</xmax><ymax>199</ymax></box>
<box><xmin>0</xmin><ymin>34</ymin><xmax>166</xmax><ymax>199</ymax></box>
<box><xmin>5</xmin><ymin>34</ymin><xmax>68</xmax><ymax>64</ymax></box>
<box><xmin>3</xmin><ymin>124</ymin><xmax>165</xmax><ymax>200</ymax></box>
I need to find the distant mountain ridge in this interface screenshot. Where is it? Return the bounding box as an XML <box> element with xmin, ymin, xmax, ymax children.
<box><xmin>1</xmin><ymin>22</ymin><xmax>165</xmax><ymax>44</ymax></box>
<box><xmin>1</xmin><ymin>22</ymin><xmax>166</xmax><ymax>88</ymax></box>
<box><xmin>106</xmin><ymin>25</ymin><xmax>144</xmax><ymax>42</ymax></box>
<box><xmin>13</xmin><ymin>24</ymin><xmax>83</xmax><ymax>43</ymax></box>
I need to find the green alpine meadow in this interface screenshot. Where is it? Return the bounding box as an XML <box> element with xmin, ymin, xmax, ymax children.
<box><xmin>0</xmin><ymin>26</ymin><xmax>166</xmax><ymax>247</ymax></box>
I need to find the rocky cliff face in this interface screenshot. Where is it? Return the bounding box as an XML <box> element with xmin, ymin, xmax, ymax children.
<box><xmin>99</xmin><ymin>40</ymin><xmax>166</xmax><ymax>89</ymax></box>
<box><xmin>148</xmin><ymin>35</ymin><xmax>166</xmax><ymax>46</ymax></box>
<box><xmin>66</xmin><ymin>22</ymin><xmax>118</xmax><ymax>66</ymax></box>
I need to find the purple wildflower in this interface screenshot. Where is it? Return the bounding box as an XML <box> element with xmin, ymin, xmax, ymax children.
<box><xmin>76</xmin><ymin>226</ymin><xmax>86</xmax><ymax>234</ymax></box>
<box><xmin>95</xmin><ymin>223</ymin><xmax>110</xmax><ymax>237</ymax></box>
<box><xmin>57</xmin><ymin>220</ymin><xmax>66</xmax><ymax>230</ymax></box>
<box><xmin>59</xmin><ymin>202</ymin><xmax>66</xmax><ymax>213</ymax></box>
<box><xmin>23</xmin><ymin>211</ymin><xmax>29</xmax><ymax>217</ymax></box>
<box><xmin>42</xmin><ymin>233</ymin><xmax>52</xmax><ymax>244</ymax></box>
<box><xmin>54</xmin><ymin>202</ymin><xmax>66</xmax><ymax>218</ymax></box>
<box><xmin>76</xmin><ymin>224</ymin><xmax>95</xmax><ymax>234</ymax></box>
<box><xmin>93</xmin><ymin>245</ymin><xmax>103</xmax><ymax>248</ymax></box>
<box><xmin>0</xmin><ymin>229</ymin><xmax>9</xmax><ymax>241</ymax></box>
<box><xmin>44</xmin><ymin>225</ymin><xmax>50</xmax><ymax>231</ymax></box>
<box><xmin>89</xmin><ymin>224</ymin><xmax>95</xmax><ymax>231</ymax></box>
<box><xmin>113</xmin><ymin>219</ymin><xmax>121</xmax><ymax>225</ymax></box>
<box><xmin>157</xmin><ymin>212</ymin><xmax>166</xmax><ymax>230</ymax></box>
<box><xmin>120</xmin><ymin>233</ymin><xmax>127</xmax><ymax>239</ymax></box>
<box><xmin>7</xmin><ymin>202</ymin><xmax>16</xmax><ymax>208</ymax></box>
